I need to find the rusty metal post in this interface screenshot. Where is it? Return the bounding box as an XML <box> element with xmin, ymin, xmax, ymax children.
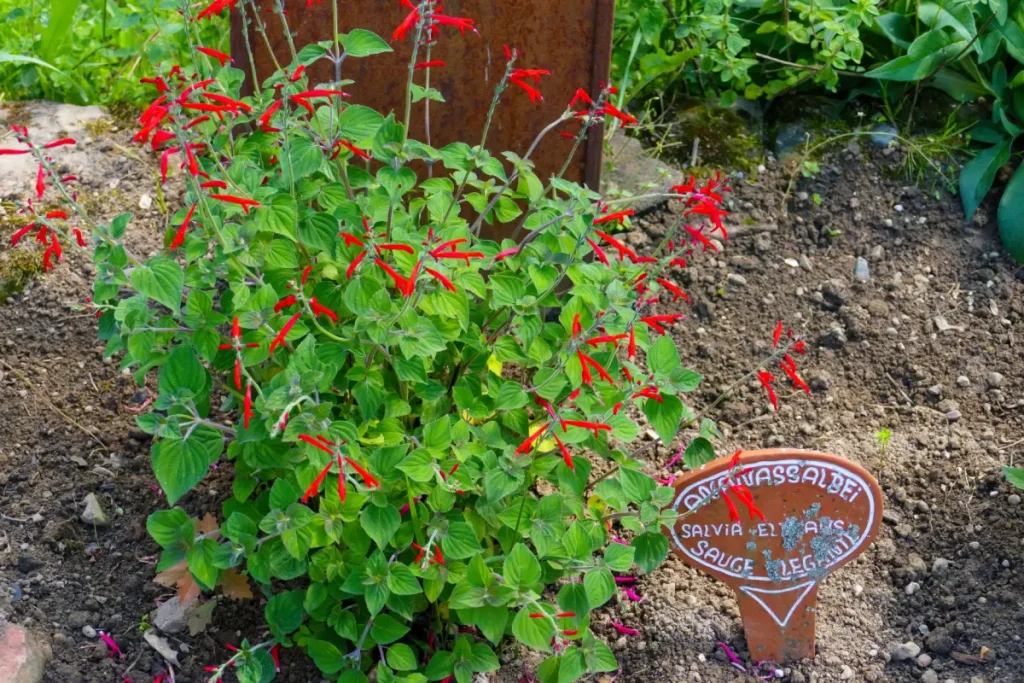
<box><xmin>231</xmin><ymin>0</ymin><xmax>613</xmax><ymax>240</ymax></box>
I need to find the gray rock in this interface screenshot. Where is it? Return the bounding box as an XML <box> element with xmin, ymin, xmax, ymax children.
<box><xmin>821</xmin><ymin>326</ymin><xmax>847</xmax><ymax>349</ymax></box>
<box><xmin>1009</xmin><ymin>494</ymin><xmax>1021</xmax><ymax>505</ymax></box>
<box><xmin>854</xmin><ymin>257</ymin><xmax>870</xmax><ymax>282</ymax></box>
<box><xmin>870</xmin><ymin>245</ymin><xmax>885</xmax><ymax>261</ymax></box>
<box><xmin>0</xmin><ymin>622</ymin><xmax>50</xmax><ymax>683</ymax></box>
<box><xmin>928</xmin><ymin>384</ymin><xmax>943</xmax><ymax>397</ymax></box>
<box><xmin>798</xmin><ymin>254</ymin><xmax>813</xmax><ymax>272</ymax></box>
<box><xmin>985</xmin><ymin>372</ymin><xmax>1004</xmax><ymax>389</ymax></box>
<box><xmin>80</xmin><ymin>493</ymin><xmax>109</xmax><ymax>527</ymax></box>
<box><xmin>932</xmin><ymin>558</ymin><xmax>950</xmax><ymax>574</ymax></box>
<box><xmin>917</xmin><ymin>654</ymin><xmax>933</xmax><ymax>667</ymax></box>
<box><xmin>956</xmin><ymin>375</ymin><xmax>971</xmax><ymax>387</ymax></box>
<box><xmin>890</xmin><ymin>641</ymin><xmax>921</xmax><ymax>661</ymax></box>
<box><xmin>921</xmin><ymin>671</ymin><xmax>938</xmax><ymax>683</ymax></box>
<box><xmin>925</xmin><ymin>629</ymin><xmax>954</xmax><ymax>655</ymax></box>
<box><xmin>600</xmin><ymin>131</ymin><xmax>684</xmax><ymax>213</ymax></box>
<box><xmin>840</xmin><ymin>665</ymin><xmax>854</xmax><ymax>680</ymax></box>
<box><xmin>905</xmin><ymin>581</ymin><xmax>921</xmax><ymax>596</ymax></box>
<box><xmin>81</xmin><ymin>625</ymin><xmax>96</xmax><ymax>639</ymax></box>
<box><xmin>726</xmin><ymin>273</ymin><xmax>747</xmax><ymax>287</ymax></box>
<box><xmin>153</xmin><ymin>598</ymin><xmax>189</xmax><ymax>634</ymax></box>
<box><xmin>869</xmin><ymin>123</ymin><xmax>899</xmax><ymax>147</ymax></box>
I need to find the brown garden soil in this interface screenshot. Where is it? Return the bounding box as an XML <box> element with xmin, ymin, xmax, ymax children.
<box><xmin>1</xmin><ymin>107</ymin><xmax>1022</xmax><ymax>683</ymax></box>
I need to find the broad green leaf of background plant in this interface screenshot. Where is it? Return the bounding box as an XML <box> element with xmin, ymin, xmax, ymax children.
<box><xmin>960</xmin><ymin>137</ymin><xmax>1011</xmax><ymax>220</ymax></box>
<box><xmin>132</xmin><ymin>256</ymin><xmax>184</xmax><ymax>313</ymax></box>
<box><xmin>997</xmin><ymin>161</ymin><xmax>1024</xmax><ymax>262</ymax></box>
<box><xmin>866</xmin><ymin>30</ymin><xmax>962</xmax><ymax>81</ymax></box>
<box><xmin>39</xmin><ymin>0</ymin><xmax>78</xmax><ymax>63</ymax></box>
<box><xmin>1005</xmin><ymin>466</ymin><xmax>1024</xmax><ymax>489</ymax></box>
<box><xmin>342</xmin><ymin>29</ymin><xmax>393</xmax><ymax>57</ymax></box>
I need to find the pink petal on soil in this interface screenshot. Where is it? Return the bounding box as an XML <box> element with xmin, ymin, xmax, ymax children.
<box><xmin>716</xmin><ymin>641</ymin><xmax>746</xmax><ymax>672</ymax></box>
<box><xmin>611</xmin><ymin>622</ymin><xmax>640</xmax><ymax>636</ymax></box>
<box><xmin>613</xmin><ymin>576</ymin><xmax>636</xmax><ymax>584</ymax></box>
<box><xmin>609</xmin><ymin>535</ymin><xmax>628</xmax><ymax>546</ymax></box>
<box><xmin>98</xmin><ymin>630</ymin><xmax>123</xmax><ymax>659</ymax></box>
<box><xmin>664</xmin><ymin>445</ymin><xmax>684</xmax><ymax>469</ymax></box>
<box><xmin>622</xmin><ymin>586</ymin><xmax>644</xmax><ymax>602</ymax></box>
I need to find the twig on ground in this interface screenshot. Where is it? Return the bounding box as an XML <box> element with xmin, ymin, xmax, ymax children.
<box><xmin>884</xmin><ymin>372</ymin><xmax>913</xmax><ymax>405</ymax></box>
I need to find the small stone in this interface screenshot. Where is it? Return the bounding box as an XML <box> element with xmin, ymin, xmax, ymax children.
<box><xmin>822</xmin><ymin>326</ymin><xmax>847</xmax><ymax>349</ymax></box>
<box><xmin>891</xmin><ymin>641</ymin><xmax>921</xmax><ymax>661</ymax></box>
<box><xmin>985</xmin><ymin>372</ymin><xmax>1004</xmax><ymax>389</ymax></box>
<box><xmin>895</xmin><ymin>204</ymin><xmax>904</xmax><ymax>212</ymax></box>
<box><xmin>869</xmin><ymin>245</ymin><xmax>885</xmax><ymax>261</ymax></box>
<box><xmin>839</xmin><ymin>665</ymin><xmax>854</xmax><ymax>680</ymax></box>
<box><xmin>928</xmin><ymin>384</ymin><xmax>943</xmax><ymax>397</ymax></box>
<box><xmin>946</xmin><ymin>410</ymin><xmax>961</xmax><ymax>422</ymax></box>
<box><xmin>853</xmin><ymin>584</ymin><xmax>864</xmax><ymax>596</ymax></box>
<box><xmin>727</xmin><ymin>273</ymin><xmax>747</xmax><ymax>287</ymax></box>
<box><xmin>16</xmin><ymin>556</ymin><xmax>43</xmax><ymax>574</ymax></box>
<box><xmin>80</xmin><ymin>493</ymin><xmax>109</xmax><ymax>527</ymax></box>
<box><xmin>854</xmin><ymin>257</ymin><xmax>870</xmax><ymax>282</ymax></box>
<box><xmin>138</xmin><ymin>194</ymin><xmax>153</xmax><ymax>210</ymax></box>
<box><xmin>956</xmin><ymin>375</ymin><xmax>970</xmax><ymax>387</ymax></box>
<box><xmin>784</xmin><ymin>258</ymin><xmax>799</xmax><ymax>268</ymax></box>
<box><xmin>798</xmin><ymin>254</ymin><xmax>813</xmax><ymax>272</ymax></box>
<box><xmin>81</xmin><ymin>625</ymin><xmax>96</xmax><ymax>639</ymax></box>
<box><xmin>917</xmin><ymin>654</ymin><xmax>932</xmax><ymax>667</ymax></box>
<box><xmin>0</xmin><ymin>623</ymin><xmax>50</xmax><ymax>683</ymax></box>
<box><xmin>921</xmin><ymin>671</ymin><xmax>938</xmax><ymax>683</ymax></box>
<box><xmin>905</xmin><ymin>581</ymin><xmax>921</xmax><ymax>596</ymax></box>
<box><xmin>1008</xmin><ymin>494</ymin><xmax>1021</xmax><ymax>505</ymax></box>
<box><xmin>932</xmin><ymin>558</ymin><xmax>950</xmax><ymax>574</ymax></box>
<box><xmin>969</xmin><ymin>541</ymin><xmax>980</xmax><ymax>550</ymax></box>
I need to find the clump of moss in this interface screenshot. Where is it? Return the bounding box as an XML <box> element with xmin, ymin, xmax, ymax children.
<box><xmin>654</xmin><ymin>104</ymin><xmax>763</xmax><ymax>174</ymax></box>
<box><xmin>1</xmin><ymin>101</ymin><xmax>33</xmax><ymax>129</ymax></box>
<box><xmin>0</xmin><ymin>247</ymin><xmax>44</xmax><ymax>303</ymax></box>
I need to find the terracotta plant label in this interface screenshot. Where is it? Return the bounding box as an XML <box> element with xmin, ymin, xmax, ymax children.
<box><xmin>666</xmin><ymin>449</ymin><xmax>883</xmax><ymax>663</ymax></box>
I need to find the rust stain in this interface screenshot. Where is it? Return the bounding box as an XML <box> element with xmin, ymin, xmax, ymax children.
<box><xmin>231</xmin><ymin>0</ymin><xmax>614</xmax><ymax>240</ymax></box>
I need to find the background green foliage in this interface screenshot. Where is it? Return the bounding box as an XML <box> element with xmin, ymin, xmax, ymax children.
<box><xmin>0</xmin><ymin>0</ymin><xmax>225</xmax><ymax>106</ymax></box>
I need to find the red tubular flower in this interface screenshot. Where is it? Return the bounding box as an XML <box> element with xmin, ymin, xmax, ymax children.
<box><xmin>232</xmin><ymin>316</ymin><xmax>241</xmax><ymax>338</ymax></box>
<box><xmin>431</xmin><ymin>238</ymin><xmax>467</xmax><ymax>255</ymax></box>
<box><xmin>72</xmin><ymin>228</ymin><xmax>86</xmax><ymax>247</ymax></box>
<box><xmin>720</xmin><ymin>489</ymin><xmax>741</xmax><ymax>522</ymax></box>
<box><xmin>414</xmin><ymin>60</ymin><xmax>446</xmax><ymax>69</ymax></box>
<box><xmin>270</xmin><ymin>644</ymin><xmax>281</xmax><ymax>673</ymax></box>
<box><xmin>336</xmin><ymin>138</ymin><xmax>371</xmax><ymax>160</ymax></box>
<box><xmin>340</xmin><ymin>232</ymin><xmax>365</xmax><ymax>248</ymax></box>
<box><xmin>656</xmin><ymin>278</ymin><xmax>690</xmax><ymax>303</ymax></box>
<box><xmin>195</xmin><ymin>0</ymin><xmax>237</xmax><ymax>21</ymax></box>
<box><xmin>299</xmin><ymin>433</ymin><xmax>335</xmax><ymax>455</ymax></box>
<box><xmin>628</xmin><ymin>325</ymin><xmax>636</xmax><ymax>360</ymax></box>
<box><xmin>184</xmin><ymin>143</ymin><xmax>199</xmax><ymax>176</ymax></box>
<box><xmin>197</xmin><ymin>46</ymin><xmax>232</xmax><ymax>66</ymax></box>
<box><xmin>150</xmin><ymin>130</ymin><xmax>175</xmax><ymax>151</ymax></box>
<box><xmin>375</xmin><ymin>258</ymin><xmax>411</xmax><ymax>296</ymax></box>
<box><xmin>631</xmin><ymin>387</ymin><xmax>663</xmax><ymax>403</ymax></box>
<box><xmin>140</xmin><ymin>76</ymin><xmax>168</xmax><ymax>93</ymax></box>
<box><xmin>290</xmin><ymin>65</ymin><xmax>306</xmax><ymax>82</ymax></box>
<box><xmin>344</xmin><ymin>457</ymin><xmax>380</xmax><ymax>488</ymax></box>
<box><xmin>562</xmin><ymin>420</ymin><xmax>611</xmax><ymax>437</ymax></box>
<box><xmin>568</xmin><ymin>88</ymin><xmax>592</xmax><ymax>109</ymax></box>
<box><xmin>209</xmin><ymin>194</ymin><xmax>260</xmax><ymax>213</ymax></box>
<box><xmin>44</xmin><ymin>210</ymin><xmax>67</xmax><ymax>220</ymax></box>
<box><xmin>593</xmin><ymin>209</ymin><xmax>634</xmax><ymax>226</ymax></box>
<box><xmin>553</xmin><ymin>434</ymin><xmax>574</xmax><ymax>471</ymax></box>
<box><xmin>170</xmin><ymin>204</ymin><xmax>196</xmax><ymax>250</ymax></box>
<box><xmin>274</xmin><ymin>295</ymin><xmax>298</xmax><ymax>312</ymax></box>
<box><xmin>159</xmin><ymin>147</ymin><xmax>178</xmax><ymax>183</ymax></box>
<box><xmin>310</xmin><ymin>297</ymin><xmax>338</xmax><ymax>322</ymax></box>
<box><xmin>585</xmin><ymin>333</ymin><xmax>627</xmax><ymax>347</ymax></box>
<box><xmin>200</xmin><ymin>179</ymin><xmax>228</xmax><ymax>190</ymax></box>
<box><xmin>302</xmin><ymin>459</ymin><xmax>334</xmax><ymax>503</ymax></box>
<box><xmin>179</xmin><ymin>78</ymin><xmax>217</xmax><ymax>100</ymax></box>
<box><xmin>270</xmin><ymin>311</ymin><xmax>302</xmax><ymax>352</ymax></box>
<box><xmin>585</xmin><ymin>237</ymin><xmax>609</xmax><ymax>266</ymax></box>
<box><xmin>772</xmin><ymin>321</ymin><xmax>783</xmax><ymax>349</ymax></box>
<box><xmin>571</xmin><ymin>313</ymin><xmax>582</xmax><ymax>338</ymax></box>
<box><xmin>377</xmin><ymin>243</ymin><xmax>414</xmax><ymax>254</ymax></box>
<box><xmin>779</xmin><ymin>361</ymin><xmax>810</xmax><ymax>394</ymax></box>
<box><xmin>640</xmin><ymin>314</ymin><xmax>684</xmax><ymax>335</ymax></box>
<box><xmin>35</xmin><ymin>163</ymin><xmax>45</xmax><ymax>199</ymax></box>
<box><xmin>10</xmin><ymin>223</ymin><xmax>35</xmax><ymax>247</ymax></box>
<box><xmin>233</xmin><ymin>357</ymin><xmax>242</xmax><ymax>390</ymax></box>
<box><xmin>43</xmin><ymin>137</ymin><xmax>76</xmax><ymax>149</ymax></box>
<box><xmin>425</xmin><ymin>267</ymin><xmax>456</xmax><ymax>292</ymax></box>
<box><xmin>599</xmin><ymin>103</ymin><xmax>638</xmax><ymax>126</ymax></box>
<box><xmin>392</xmin><ymin>5</ymin><xmax>419</xmax><ymax>42</ymax></box>
<box><xmin>668</xmin><ymin>257</ymin><xmax>688</xmax><ymax>269</ymax></box>
<box><xmin>346</xmin><ymin>250</ymin><xmax>366</xmax><ymax>279</ymax></box>
<box><xmin>729</xmin><ymin>484</ymin><xmax>765</xmax><ymax>521</ymax></box>
<box><xmin>183</xmin><ymin>116</ymin><xmax>208</xmax><ymax>131</ymax></box>
<box><xmin>562</xmin><ymin>629</ymin><xmax>579</xmax><ymax>636</ymax></box>
<box><xmin>515</xmin><ymin>422</ymin><xmax>550</xmax><ymax>455</ymax></box>
<box><xmin>687</xmin><ymin>200</ymin><xmax>729</xmax><ymax>238</ymax></box>
<box><xmin>433</xmin><ymin>250</ymin><xmax>483</xmax><ymax>265</ymax></box>
<box><xmin>202</xmin><ymin>92</ymin><xmax>251</xmax><ymax>113</ymax></box>
<box><xmin>433</xmin><ymin>14</ymin><xmax>477</xmax><ymax>34</ymax></box>
<box><xmin>243</xmin><ymin>381</ymin><xmax>253</xmax><ymax>429</ymax></box>
<box><xmin>758</xmin><ymin>371</ymin><xmax>778</xmax><ymax>411</ymax></box>
<box><xmin>257</xmin><ymin>100</ymin><xmax>282</xmax><ymax>130</ymax></box>
<box><xmin>593</xmin><ymin>230</ymin><xmax>636</xmax><ymax>262</ymax></box>
<box><xmin>301</xmin><ymin>265</ymin><xmax>313</xmax><ymax>285</ymax></box>
<box><xmin>0</xmin><ymin>148</ymin><xmax>29</xmax><ymax>155</ymax></box>
<box><xmin>510</xmin><ymin>77</ymin><xmax>544</xmax><ymax>103</ymax></box>
<box><xmin>683</xmin><ymin>224</ymin><xmax>717</xmax><ymax>252</ymax></box>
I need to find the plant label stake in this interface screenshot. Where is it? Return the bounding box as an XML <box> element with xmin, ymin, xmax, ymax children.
<box><xmin>665</xmin><ymin>449</ymin><xmax>883</xmax><ymax>663</ymax></box>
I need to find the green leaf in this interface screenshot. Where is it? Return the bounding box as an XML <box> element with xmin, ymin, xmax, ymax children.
<box><xmin>512</xmin><ymin>607</ymin><xmax>554</xmax><ymax>652</ymax></box>
<box><xmin>441</xmin><ymin>522</ymin><xmax>481</xmax><ymax>560</ymax></box>
<box><xmin>631</xmin><ymin>532</ymin><xmax>669</xmax><ymax>574</ymax></box>
<box><xmin>1005</xmin><ymin>466</ymin><xmax>1024</xmax><ymax>489</ymax></box>
<box><xmin>308</xmin><ymin>639</ymin><xmax>345</xmax><ymax>674</ymax></box>
<box><xmin>684</xmin><ymin>437</ymin><xmax>716</xmax><ymax>469</ymax></box>
<box><xmin>919</xmin><ymin>1</ymin><xmax>976</xmax><ymax>46</ymax></box>
<box><xmin>265</xmin><ymin>590</ymin><xmax>305</xmax><ymax>635</ymax></box>
<box><xmin>557</xmin><ymin>647</ymin><xmax>586</xmax><ymax>683</ymax></box>
<box><xmin>387</xmin><ymin>563</ymin><xmax>422</xmax><ymax>595</ymax></box>
<box><xmin>387</xmin><ymin>643</ymin><xmax>418</xmax><ymax>671</ymax></box>
<box><xmin>583</xmin><ymin>567</ymin><xmax>614</xmax><ymax>608</ymax></box>
<box><xmin>998</xmin><ymin>161</ymin><xmax>1024</xmax><ymax>262</ymax></box>
<box><xmin>875</xmin><ymin>12</ymin><xmax>913</xmax><ymax>50</ymax></box>
<box><xmin>343</xmin><ymin>29</ymin><xmax>393</xmax><ymax>57</ymax></box>
<box><xmin>159</xmin><ymin>344</ymin><xmax>206</xmax><ymax>396</ymax></box>
<box><xmin>186</xmin><ymin>538</ymin><xmax>221</xmax><ymax>590</ymax></box>
<box><xmin>558</xmin><ymin>582</ymin><xmax>590</xmax><ymax>623</ymax></box>
<box><xmin>961</xmin><ymin>138</ymin><xmax>1011</xmax><ymax>220</ymax></box>
<box><xmin>619</xmin><ymin>468</ymin><xmax>656</xmax><ymax>503</ymax></box>
<box><xmin>643</xmin><ymin>394</ymin><xmax>683</xmax><ymax>445</ymax></box>
<box><xmin>361</xmin><ymin>505</ymin><xmax>401</xmax><ymax>549</ymax></box>
<box><xmin>866</xmin><ymin>30</ymin><xmax>961</xmax><ymax>81</ymax></box>
<box><xmin>39</xmin><ymin>0</ymin><xmax>78</xmax><ymax>62</ymax></box>
<box><xmin>470</xmin><ymin>643</ymin><xmax>500</xmax><ymax>672</ymax></box>
<box><xmin>338</xmin><ymin>105</ymin><xmax>385</xmax><ymax>142</ymax></box>
<box><xmin>131</xmin><ymin>256</ymin><xmax>183</xmax><ymax>313</ymax></box>
<box><xmin>425</xmin><ymin>652</ymin><xmax>454</xmax><ymax>680</ymax></box>
<box><xmin>647</xmin><ymin>335</ymin><xmax>680</xmax><ymax>375</ymax></box>
<box><xmin>152</xmin><ymin>433</ymin><xmax>222</xmax><ymax>505</ymax></box>
<box><xmin>371</xmin><ymin>614</ymin><xmax>411</xmax><ymax>644</ymax></box>
<box><xmin>603</xmin><ymin>543</ymin><xmax>635</xmax><ymax>572</ymax></box>
<box><xmin>257</xmin><ymin>194</ymin><xmax>298</xmax><ymax>240</ymax></box>
<box><xmin>503</xmin><ymin>543</ymin><xmax>542</xmax><ymax>589</ymax></box>
<box><xmin>147</xmin><ymin>509</ymin><xmax>193</xmax><ymax>550</ymax></box>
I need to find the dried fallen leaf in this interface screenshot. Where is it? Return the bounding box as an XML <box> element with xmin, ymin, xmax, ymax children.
<box><xmin>220</xmin><ymin>567</ymin><xmax>254</xmax><ymax>600</ymax></box>
<box><xmin>186</xmin><ymin>599</ymin><xmax>218</xmax><ymax>636</ymax></box>
<box><xmin>153</xmin><ymin>559</ymin><xmax>201</xmax><ymax>606</ymax></box>
<box><xmin>143</xmin><ymin>630</ymin><xmax>180</xmax><ymax>665</ymax></box>
<box><xmin>195</xmin><ymin>512</ymin><xmax>220</xmax><ymax>536</ymax></box>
